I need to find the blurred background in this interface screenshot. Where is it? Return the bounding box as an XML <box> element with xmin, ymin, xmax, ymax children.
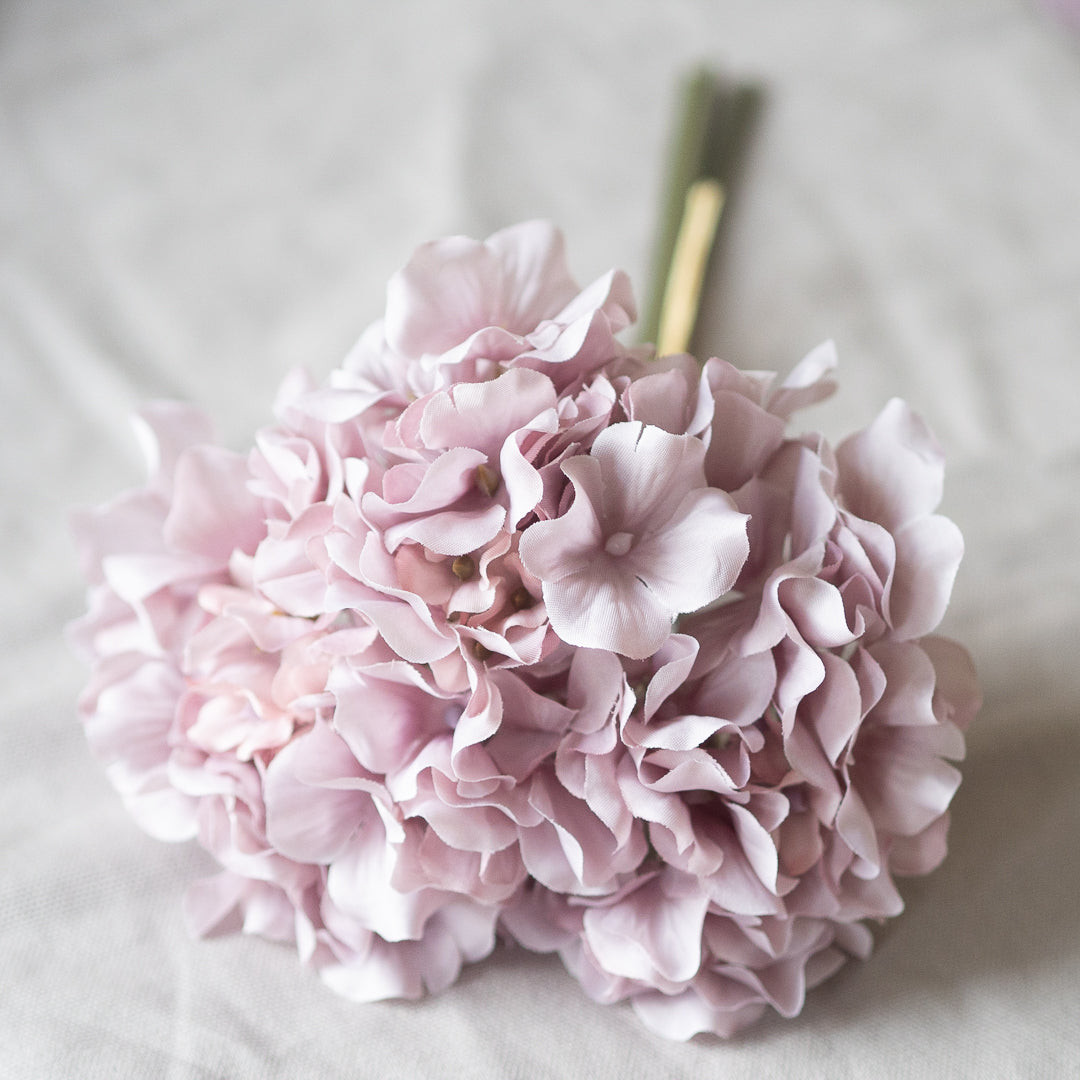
<box><xmin>2</xmin><ymin>1</ymin><xmax>1078</xmax><ymax>1076</ymax></box>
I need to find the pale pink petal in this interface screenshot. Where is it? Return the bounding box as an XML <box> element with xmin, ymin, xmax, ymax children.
<box><xmin>582</xmin><ymin>873</ymin><xmax>708</xmax><ymax>984</ymax></box>
<box><xmin>627</xmin><ymin>488</ymin><xmax>748</xmax><ymax>614</ymax></box>
<box><xmin>384</xmin><ymin>222</ymin><xmax>579</xmax><ymax>358</ymax></box>
<box><xmin>263</xmin><ymin>724</ymin><xmax>374</xmax><ymax>863</ymax></box>
<box><xmin>836</xmin><ymin>398</ymin><xmax>946</xmax><ymax>529</ymax></box>
<box><xmin>590</xmin><ymin>422</ymin><xmax>708</xmax><ymax>531</ymax></box>
<box><xmin>417</xmin><ymin>367</ymin><xmax>557</xmax><ymax>458</ymax></box>
<box><xmin>766</xmin><ymin>339</ymin><xmax>839</xmax><ymax>420</ymax></box>
<box><xmin>163</xmin><ymin>445</ymin><xmax>266</xmax><ymax>560</ymax></box>
<box><xmin>888</xmin><ymin>515</ymin><xmax>964</xmax><ymax>639</ymax></box>
<box><xmin>541</xmin><ymin>567</ymin><xmax>673</xmax><ymax>658</ymax></box>
<box><xmin>704</xmin><ymin>389</ymin><xmax>785</xmax><ymax>492</ymax></box>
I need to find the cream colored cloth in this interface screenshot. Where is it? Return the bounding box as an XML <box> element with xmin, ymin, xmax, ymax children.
<box><xmin>2</xmin><ymin>1</ymin><xmax>1077</xmax><ymax>1075</ymax></box>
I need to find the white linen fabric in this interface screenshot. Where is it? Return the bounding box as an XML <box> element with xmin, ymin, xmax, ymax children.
<box><xmin>2</xmin><ymin>1</ymin><xmax>1078</xmax><ymax>1076</ymax></box>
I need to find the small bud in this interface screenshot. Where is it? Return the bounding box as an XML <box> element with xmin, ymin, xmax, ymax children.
<box><xmin>510</xmin><ymin>586</ymin><xmax>533</xmax><ymax>610</ymax></box>
<box><xmin>451</xmin><ymin>555</ymin><xmax>476</xmax><ymax>580</ymax></box>
<box><xmin>604</xmin><ymin>531</ymin><xmax>634</xmax><ymax>557</ymax></box>
<box><xmin>475</xmin><ymin>463</ymin><xmax>501</xmax><ymax>497</ymax></box>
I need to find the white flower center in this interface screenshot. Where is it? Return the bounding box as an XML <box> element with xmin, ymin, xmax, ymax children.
<box><xmin>604</xmin><ymin>531</ymin><xmax>634</xmax><ymax>557</ymax></box>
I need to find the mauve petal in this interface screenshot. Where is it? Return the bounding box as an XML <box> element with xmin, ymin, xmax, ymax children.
<box><xmin>100</xmin><ymin>553</ymin><xmax>216</xmax><ymax>615</ymax></box>
<box><xmin>500</xmin><ymin>885</ymin><xmax>581</xmax><ymax>953</ymax></box>
<box><xmin>448</xmin><ymin>668</ymin><xmax>504</xmax><ymax>777</ymax></box>
<box><xmin>366</xmin><ymin>448</ymin><xmax>483</xmax><ymax>519</ymax></box>
<box><xmin>163</xmin><ymin>446</ymin><xmax>266</xmax><ymax>561</ymax></box>
<box><xmin>777</xmin><ymin>810</ymin><xmax>824</xmax><ymax>877</ymax></box>
<box><xmin>396</xmin><ymin>924</ymin><xmax>465</xmax><ymax>998</ymax></box>
<box><xmin>839</xmin><ymin>866</ymin><xmax>904</xmax><ymax>919</ymax></box>
<box><xmin>542</xmin><ymin>567</ymin><xmax>672</xmax><ymax>659</ymax></box>
<box><xmin>702</xmin><ymin>357</ymin><xmax>772</xmax><ymax>408</ymax></box>
<box><xmin>593</xmin><ymin>422</ymin><xmax>708</xmax><ymax>531</ymax></box>
<box><xmin>776</xmin><ymin>576</ymin><xmax>856</xmax><ymax>650</ymax></box>
<box><xmin>71</xmin><ymin>493</ymin><xmax>167</xmax><ymax>586</ymax></box>
<box><xmin>704</xmin><ymin>389</ymin><xmax>786</xmax><ymax>492</ymax></box>
<box><xmin>922</xmin><ymin>634</ymin><xmax>981</xmax><ymax>732</ymax></box>
<box><xmin>253</xmin><ymin>524</ymin><xmax>332</xmax><ymax>618</ymax></box>
<box><xmin>617</xmin><ymin>761</ymin><xmax>703</xmax><ymax>864</ymax></box>
<box><xmin>740</xmin><ymin>547</ymin><xmax>825</xmax><ymax>655</ymax></box>
<box><xmin>888</xmin><ymin>514</ymin><xmax>964</xmax><ymax>639</ymax></box>
<box><xmin>692</xmin><ymin>647</ymin><xmax>776</xmax><ymax>728</ymax></box>
<box><xmin>331</xmin><ymin>661</ymin><xmax>456</xmax><ymax>775</ymax></box>
<box><xmin>393</xmin><ymin>829</ymin><xmax>524</xmax><ymax>904</ymax></box>
<box><xmin>418</xmin><ymin>367</ymin><xmax>557</xmax><ymax>458</ymax></box>
<box><xmin>385</xmin><ymin>236</ymin><xmax>503</xmax><ymax>357</ymax></box>
<box><xmin>834</xmin><ymin>787</ymin><xmax>881</xmax><ymax>876</ymax></box>
<box><xmin>583</xmin><ymin>874</ymin><xmax>708</xmax><ymax>984</ymax></box>
<box><xmin>806</xmin><ymin>652</ymin><xmax>865</xmax><ymax>764</ymax></box>
<box><xmin>484</xmin><ymin>221</ymin><xmax>581</xmax><ymax>328</ymax></box>
<box><xmin>702</xmin><ymin>831</ymin><xmax>787</xmax><ymax>917</ymax></box>
<box><xmin>521</xmin><ymin>771</ymin><xmax>645</xmax><ymax>892</ymax></box>
<box><xmin>430</xmin><ymin>899</ymin><xmax>500</xmax><ymax>966</ymax></box>
<box><xmin>183</xmin><ymin>871</ymin><xmax>249</xmax><ymax>939</ymax></box>
<box><xmin>385</xmin><ymin>222</ymin><xmax>579</xmax><ymax>358</ymax></box>
<box><xmin>327</xmin><ymin>837</ymin><xmax>448</xmax><ymax>944</ymax></box>
<box><xmin>888</xmin><ymin>812</ymin><xmax>952</xmax><ymax>875</ymax></box>
<box><xmin>629</xmin><ymin>488</ymin><xmax>749</xmax><ymax>614</ymax></box>
<box><xmin>729</xmin><ymin>803</ymin><xmax>782</xmax><ymax>893</ymax></box>
<box><xmin>485</xmin><ymin>670</ymin><xmax>573</xmax><ymax>777</ymax></box>
<box><xmin>787</xmin><ymin>443</ymin><xmax>841</xmax><ymax>557</ymax></box>
<box><xmin>566</xmin><ymin>647</ymin><xmax>631</xmax><ymax>734</ymax></box>
<box><xmin>318</xmin><ymin>937</ymin><xmax>426</xmax><ymax>1003</ymax></box>
<box><xmin>641</xmin><ymin>633</ymin><xmax>700</xmax><ymax>720</ymax></box>
<box><xmin>867</xmin><ymin>640</ymin><xmax>938</xmax><ymax>727</ymax></box>
<box><xmin>263</xmin><ymin>727</ymin><xmax>372</xmax><ymax>863</ymax></box>
<box><xmin>632</xmin><ymin>713</ymin><xmax>726</xmax><ymax>753</ymax></box>
<box><xmin>348</xmin><ymin>598</ymin><xmax>456</xmax><ymax>663</ymax></box>
<box><xmin>632</xmin><ymin>985</ymin><xmax>766</xmax><ymax>1041</ymax></box>
<box><xmin>550</xmin><ymin>265</ymin><xmax>637</xmax><ymax>334</ymax></box>
<box><xmin>411</xmin><ymin>789</ymin><xmax>522</xmax><ymax>855</ymax></box>
<box><xmin>622</xmin><ymin>361</ymin><xmax>706</xmax><ymax>436</ymax></box>
<box><xmin>836</xmin><ymin>398</ymin><xmax>946</xmax><ymax>529</ymax></box>
<box><xmin>238</xmin><ymin>882</ymin><xmax>301</xmax><ymax>942</ymax></box>
<box><xmin>855</xmin><ymin>727</ymin><xmax>962</xmax><ymax>837</ymax></box>
<box><xmin>721</xmin><ymin>953</ymin><xmax>810</xmax><ymax>1019</ymax></box>
<box><xmin>766</xmin><ymin>339</ymin><xmax>839</xmax><ymax>420</ymax></box>
<box><xmin>580</xmin><ymin>751</ymin><xmax>636</xmax><ymax>845</ymax></box>
<box><xmin>81</xmin><ymin>656</ymin><xmax>179</xmax><ymax>768</ymax></box>
<box><xmin>387</xmin><ymin>502</ymin><xmax>506</xmax><ymax>558</ymax></box>
<box><xmin>417</xmin><ymin>325</ymin><xmax>528</xmax><ymax>389</ymax></box>
<box><xmin>639</xmin><ymin>750</ymin><xmax>740</xmax><ymax>797</ymax></box>
<box><xmin>501</xmin><ymin>428</ymin><xmax>548</xmax><ymax>528</ymax></box>
<box><xmin>324</xmin><ymin>535</ymin><xmax>456</xmax><ymax>661</ymax></box>
<box><xmin>517</xmin><ymin>456</ymin><xmax>604</xmax><ymax>581</ymax></box>
<box><xmin>520</xmin><ymin>302</ymin><xmax>629</xmax><ymax>389</ymax></box>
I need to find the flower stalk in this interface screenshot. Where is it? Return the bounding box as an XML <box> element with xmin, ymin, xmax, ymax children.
<box><xmin>642</xmin><ymin>68</ymin><xmax>762</xmax><ymax>357</ymax></box>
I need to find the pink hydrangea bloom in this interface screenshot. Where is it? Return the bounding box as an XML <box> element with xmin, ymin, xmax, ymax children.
<box><xmin>519</xmin><ymin>422</ymin><xmax>749</xmax><ymax>658</ymax></box>
<box><xmin>71</xmin><ymin>221</ymin><xmax>978</xmax><ymax>1041</ymax></box>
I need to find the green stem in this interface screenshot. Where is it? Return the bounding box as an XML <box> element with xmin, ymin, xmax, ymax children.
<box><xmin>641</xmin><ymin>69</ymin><xmax>762</xmax><ymax>356</ymax></box>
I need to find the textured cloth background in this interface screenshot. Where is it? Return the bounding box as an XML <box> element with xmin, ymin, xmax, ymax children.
<box><xmin>2</xmin><ymin>1</ymin><xmax>1078</xmax><ymax>1076</ymax></box>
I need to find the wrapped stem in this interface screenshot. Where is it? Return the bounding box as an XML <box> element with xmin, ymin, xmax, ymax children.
<box><xmin>642</xmin><ymin>69</ymin><xmax>761</xmax><ymax>356</ymax></box>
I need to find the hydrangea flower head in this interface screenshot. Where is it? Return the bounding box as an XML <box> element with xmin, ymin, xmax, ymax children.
<box><xmin>70</xmin><ymin>221</ymin><xmax>978</xmax><ymax>1040</ymax></box>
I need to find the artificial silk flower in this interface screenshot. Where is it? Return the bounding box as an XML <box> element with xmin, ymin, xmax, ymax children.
<box><xmin>519</xmin><ymin>421</ymin><xmax>749</xmax><ymax>658</ymax></box>
<box><xmin>70</xmin><ymin>219</ymin><xmax>977</xmax><ymax>1041</ymax></box>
